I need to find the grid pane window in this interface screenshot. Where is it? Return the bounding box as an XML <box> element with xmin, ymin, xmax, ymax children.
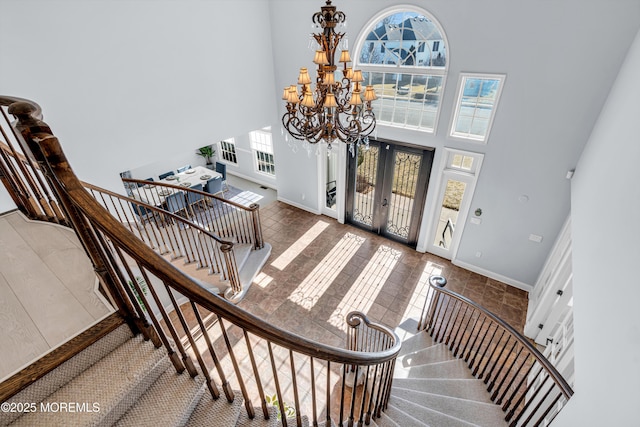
<box><xmin>451</xmin><ymin>74</ymin><xmax>505</xmax><ymax>142</ymax></box>
<box><xmin>249</xmin><ymin>127</ymin><xmax>275</xmax><ymax>176</ymax></box>
<box><xmin>357</xmin><ymin>9</ymin><xmax>447</xmax><ymax>133</ymax></box>
<box><xmin>219</xmin><ymin>139</ymin><xmax>237</xmax><ymax>164</ymax></box>
<box><xmin>256</xmin><ymin>152</ymin><xmax>275</xmax><ymax>175</ymax></box>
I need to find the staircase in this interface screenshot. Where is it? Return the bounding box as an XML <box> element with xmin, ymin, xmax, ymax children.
<box><xmin>2</xmin><ymin>321</ymin><xmax>508</xmax><ymax>427</ymax></box>
<box><xmin>384</xmin><ymin>329</ymin><xmax>507</xmax><ymax>427</ymax></box>
<box><xmin>1</xmin><ymin>324</ymin><xmax>283</xmax><ymax>427</ymax></box>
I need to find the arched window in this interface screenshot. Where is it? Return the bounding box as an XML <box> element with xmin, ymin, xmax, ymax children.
<box><xmin>355</xmin><ymin>8</ymin><xmax>448</xmax><ymax>132</ymax></box>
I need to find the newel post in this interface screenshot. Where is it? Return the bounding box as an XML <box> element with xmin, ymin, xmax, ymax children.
<box><xmin>7</xmin><ymin>100</ymin><xmax>143</xmax><ymax>334</ymax></box>
<box><xmin>249</xmin><ymin>203</ymin><xmax>264</xmax><ymax>250</ymax></box>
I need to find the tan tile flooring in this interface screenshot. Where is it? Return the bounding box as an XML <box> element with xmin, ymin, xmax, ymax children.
<box><xmin>237</xmin><ymin>201</ymin><xmax>528</xmax><ymax>346</ymax></box>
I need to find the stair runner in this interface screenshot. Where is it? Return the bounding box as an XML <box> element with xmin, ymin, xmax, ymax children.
<box><xmin>1</xmin><ymin>325</ymin><xmax>507</xmax><ymax>427</ymax></box>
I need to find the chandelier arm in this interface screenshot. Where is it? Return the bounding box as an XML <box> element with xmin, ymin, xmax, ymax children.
<box><xmin>282</xmin><ymin>0</ymin><xmax>376</xmax><ymax>147</ymax></box>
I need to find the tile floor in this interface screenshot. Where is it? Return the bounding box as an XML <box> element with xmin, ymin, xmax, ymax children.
<box><xmin>237</xmin><ymin>201</ymin><xmax>529</xmax><ymax>347</ymax></box>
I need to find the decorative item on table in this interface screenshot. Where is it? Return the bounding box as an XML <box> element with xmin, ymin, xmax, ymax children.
<box><xmin>180</xmin><ymin>182</ymin><xmax>191</xmax><ymax>187</ymax></box>
<box><xmin>185</xmin><ymin>169</ymin><xmax>195</xmax><ymax>174</ymax></box>
<box><xmin>200</xmin><ymin>174</ymin><xmax>212</xmax><ymax>180</ymax></box>
<box><xmin>165</xmin><ymin>175</ymin><xmax>177</xmax><ymax>181</ymax></box>
<box><xmin>158</xmin><ymin>189</ymin><xmax>172</xmax><ymax>196</ymax></box>
<box><xmin>143</xmin><ymin>184</ymin><xmax>155</xmax><ymax>189</ymax></box>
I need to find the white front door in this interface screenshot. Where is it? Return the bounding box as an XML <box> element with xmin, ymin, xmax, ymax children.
<box><xmin>427</xmin><ymin>149</ymin><xmax>483</xmax><ymax>260</ymax></box>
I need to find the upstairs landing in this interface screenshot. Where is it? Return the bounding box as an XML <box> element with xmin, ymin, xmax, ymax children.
<box><xmin>0</xmin><ymin>211</ymin><xmax>114</xmax><ymax>381</ymax></box>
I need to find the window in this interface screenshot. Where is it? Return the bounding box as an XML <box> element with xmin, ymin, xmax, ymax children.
<box><xmin>450</xmin><ymin>73</ymin><xmax>505</xmax><ymax>143</ymax></box>
<box><xmin>249</xmin><ymin>127</ymin><xmax>275</xmax><ymax>176</ymax></box>
<box><xmin>218</xmin><ymin>138</ymin><xmax>237</xmax><ymax>164</ymax></box>
<box><xmin>356</xmin><ymin>8</ymin><xmax>448</xmax><ymax>133</ymax></box>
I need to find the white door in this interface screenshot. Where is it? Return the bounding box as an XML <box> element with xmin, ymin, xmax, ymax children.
<box><xmin>428</xmin><ymin>149</ymin><xmax>483</xmax><ymax>260</ymax></box>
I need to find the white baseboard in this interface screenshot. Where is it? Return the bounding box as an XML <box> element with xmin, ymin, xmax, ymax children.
<box><xmin>276</xmin><ymin>196</ymin><xmax>321</xmax><ymax>215</ymax></box>
<box><xmin>452</xmin><ymin>259</ymin><xmax>534</xmax><ymax>294</ymax></box>
<box><xmin>227</xmin><ymin>170</ymin><xmax>277</xmax><ymax>190</ymax></box>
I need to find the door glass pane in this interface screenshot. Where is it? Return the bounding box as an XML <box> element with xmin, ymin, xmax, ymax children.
<box><xmin>433</xmin><ymin>179</ymin><xmax>467</xmax><ymax>249</ymax></box>
<box><xmin>352</xmin><ymin>146</ymin><xmax>379</xmax><ymax>227</ymax></box>
<box><xmin>386</xmin><ymin>151</ymin><xmax>422</xmax><ymax>239</ymax></box>
<box><xmin>325</xmin><ymin>150</ymin><xmax>338</xmax><ymax>210</ymax></box>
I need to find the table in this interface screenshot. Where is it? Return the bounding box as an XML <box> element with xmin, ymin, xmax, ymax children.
<box><xmin>133</xmin><ymin>166</ymin><xmax>221</xmax><ymax>206</ymax></box>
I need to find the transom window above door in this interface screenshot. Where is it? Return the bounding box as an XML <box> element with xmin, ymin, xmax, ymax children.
<box><xmin>355</xmin><ymin>8</ymin><xmax>448</xmax><ymax>133</ymax></box>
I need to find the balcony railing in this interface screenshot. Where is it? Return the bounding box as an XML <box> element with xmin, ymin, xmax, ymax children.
<box><xmin>419</xmin><ymin>276</ymin><xmax>573</xmax><ymax>427</ymax></box>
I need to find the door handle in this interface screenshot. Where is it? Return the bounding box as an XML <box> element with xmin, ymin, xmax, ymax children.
<box><xmin>382</xmin><ymin>198</ymin><xmax>388</xmax><ymax>207</ymax></box>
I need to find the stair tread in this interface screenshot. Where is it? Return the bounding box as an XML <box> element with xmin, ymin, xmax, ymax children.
<box><xmin>398</xmin><ymin>342</ymin><xmax>455</xmax><ymax>366</ymax></box>
<box><xmin>395</xmin><ymin>357</ymin><xmax>473</xmax><ymax>380</ymax></box>
<box><xmin>236</xmin><ymin>406</ymin><xmax>279</xmax><ymax>427</ymax></box>
<box><xmin>371</xmin><ymin>410</ymin><xmax>401</xmax><ymax>427</ymax></box>
<box><xmin>234</xmin><ymin>243</ymin><xmax>253</xmax><ymax>271</ymax></box>
<box><xmin>114</xmin><ymin>367</ymin><xmax>206</xmax><ymax>426</ymax></box>
<box><xmin>391</xmin><ymin>378</ymin><xmax>496</xmax><ymax>404</ymax></box>
<box><xmin>385</xmin><ymin>402</ymin><xmax>430</xmax><ymax>426</ymax></box>
<box><xmin>391</xmin><ymin>387</ymin><xmax>507</xmax><ymax>427</ymax></box>
<box><xmin>10</xmin><ymin>335</ymin><xmax>166</xmax><ymax>427</ymax></box>
<box><xmin>398</xmin><ymin>331</ymin><xmax>437</xmax><ymax>356</ymax></box>
<box><xmin>185</xmin><ymin>392</ymin><xmax>244</xmax><ymax>426</ymax></box>
<box><xmin>2</xmin><ymin>323</ymin><xmax>133</xmax><ymax>425</ymax></box>
<box><xmin>389</xmin><ymin>395</ymin><xmax>478</xmax><ymax>427</ymax></box>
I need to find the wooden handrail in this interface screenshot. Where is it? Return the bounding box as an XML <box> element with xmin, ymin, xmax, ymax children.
<box><xmin>28</xmin><ymin>114</ymin><xmax>399</xmax><ymax>363</ymax></box>
<box><xmin>123</xmin><ymin>177</ymin><xmax>256</xmax><ymax>213</ymax></box>
<box><xmin>82</xmin><ymin>181</ymin><xmax>236</xmax><ymax>246</ymax></box>
<box><xmin>2</xmin><ymin>96</ymin><xmax>402</xmax><ymax>426</ymax></box>
<box><xmin>420</xmin><ymin>275</ymin><xmax>573</xmax><ymax>426</ymax></box>
<box><xmin>123</xmin><ymin>177</ymin><xmax>264</xmax><ymax>250</ymax></box>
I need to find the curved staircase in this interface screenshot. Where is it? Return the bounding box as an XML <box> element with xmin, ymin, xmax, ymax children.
<box><xmin>383</xmin><ymin>329</ymin><xmax>507</xmax><ymax>427</ymax></box>
<box><xmin>2</xmin><ymin>322</ymin><xmax>509</xmax><ymax>427</ymax></box>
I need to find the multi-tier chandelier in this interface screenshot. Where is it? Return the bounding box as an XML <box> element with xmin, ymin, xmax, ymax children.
<box><xmin>282</xmin><ymin>0</ymin><xmax>377</xmax><ymax>154</ymax></box>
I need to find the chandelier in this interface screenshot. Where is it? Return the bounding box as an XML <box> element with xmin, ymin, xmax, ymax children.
<box><xmin>282</xmin><ymin>0</ymin><xmax>377</xmax><ymax>154</ymax></box>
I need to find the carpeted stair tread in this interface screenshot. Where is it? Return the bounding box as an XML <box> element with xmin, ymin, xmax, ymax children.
<box><xmin>114</xmin><ymin>367</ymin><xmax>206</xmax><ymax>426</ymax></box>
<box><xmin>397</xmin><ymin>331</ymin><xmax>437</xmax><ymax>356</ymax></box>
<box><xmin>389</xmin><ymin>395</ymin><xmax>484</xmax><ymax>427</ymax></box>
<box><xmin>398</xmin><ymin>342</ymin><xmax>454</xmax><ymax>367</ymax></box>
<box><xmin>184</xmin><ymin>391</ymin><xmax>244</xmax><ymax>426</ymax></box>
<box><xmin>10</xmin><ymin>335</ymin><xmax>166</xmax><ymax>427</ymax></box>
<box><xmin>2</xmin><ymin>324</ymin><xmax>133</xmax><ymax>425</ymax></box>
<box><xmin>284</xmin><ymin>415</ymin><xmax>310</xmax><ymax>427</ymax></box>
<box><xmin>391</xmin><ymin>378</ymin><xmax>495</xmax><ymax>403</ymax></box>
<box><xmin>384</xmin><ymin>402</ymin><xmax>430</xmax><ymax>426</ymax></box>
<box><xmin>391</xmin><ymin>387</ymin><xmax>507</xmax><ymax>427</ymax></box>
<box><xmin>394</xmin><ymin>358</ymin><xmax>474</xmax><ymax>380</ymax></box>
<box><xmin>236</xmin><ymin>405</ymin><xmax>279</xmax><ymax>427</ymax></box>
<box><xmin>371</xmin><ymin>410</ymin><xmax>401</xmax><ymax>427</ymax></box>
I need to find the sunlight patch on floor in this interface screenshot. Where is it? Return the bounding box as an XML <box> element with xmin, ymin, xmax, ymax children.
<box><xmin>253</xmin><ymin>272</ymin><xmax>274</xmax><ymax>289</ymax></box>
<box><xmin>400</xmin><ymin>260</ymin><xmax>445</xmax><ymax>323</ymax></box>
<box><xmin>288</xmin><ymin>232</ymin><xmax>365</xmax><ymax>310</ymax></box>
<box><xmin>229</xmin><ymin>190</ymin><xmax>263</xmax><ymax>207</ymax></box>
<box><xmin>271</xmin><ymin>220</ymin><xmax>331</xmax><ymax>270</ymax></box>
<box><xmin>328</xmin><ymin>245</ymin><xmax>402</xmax><ymax>331</ymax></box>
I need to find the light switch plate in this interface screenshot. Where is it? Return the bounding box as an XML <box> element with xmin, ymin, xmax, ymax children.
<box><xmin>529</xmin><ymin>234</ymin><xmax>543</xmax><ymax>243</ymax></box>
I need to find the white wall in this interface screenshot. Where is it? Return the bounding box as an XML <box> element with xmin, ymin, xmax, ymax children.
<box><xmin>2</xmin><ymin>0</ymin><xmax>639</xmax><ymax>290</ymax></box>
<box><xmin>555</xmin><ymin>28</ymin><xmax>640</xmax><ymax>426</ymax></box>
<box><xmin>0</xmin><ymin>0</ymin><xmax>279</xmax><ymax>195</ymax></box>
<box><xmin>0</xmin><ymin>185</ymin><xmax>17</xmax><ymax>214</ymax></box>
<box><xmin>268</xmin><ymin>0</ymin><xmax>640</xmax><ymax>286</ymax></box>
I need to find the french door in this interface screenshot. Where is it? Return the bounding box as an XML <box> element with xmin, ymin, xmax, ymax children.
<box><xmin>346</xmin><ymin>140</ymin><xmax>434</xmax><ymax>247</ymax></box>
